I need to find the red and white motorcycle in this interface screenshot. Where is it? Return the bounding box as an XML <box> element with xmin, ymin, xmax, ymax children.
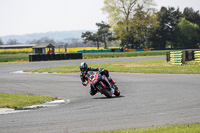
<box><xmin>86</xmin><ymin>71</ymin><xmax>120</xmax><ymax>98</ymax></box>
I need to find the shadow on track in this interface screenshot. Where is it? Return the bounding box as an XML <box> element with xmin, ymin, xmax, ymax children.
<box><xmin>93</xmin><ymin>95</ymin><xmax>125</xmax><ymax>100</ymax></box>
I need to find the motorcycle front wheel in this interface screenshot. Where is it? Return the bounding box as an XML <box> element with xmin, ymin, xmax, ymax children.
<box><xmin>97</xmin><ymin>84</ymin><xmax>112</xmax><ymax>98</ymax></box>
<box><xmin>114</xmin><ymin>85</ymin><xmax>120</xmax><ymax>97</ymax></box>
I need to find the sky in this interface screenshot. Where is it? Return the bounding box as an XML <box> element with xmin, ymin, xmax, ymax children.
<box><xmin>0</xmin><ymin>0</ymin><xmax>200</xmax><ymax>37</ymax></box>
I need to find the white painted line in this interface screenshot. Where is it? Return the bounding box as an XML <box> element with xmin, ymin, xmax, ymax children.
<box><xmin>0</xmin><ymin>108</ymin><xmax>28</xmax><ymax>115</ymax></box>
<box><xmin>0</xmin><ymin>99</ymin><xmax>69</xmax><ymax>115</ymax></box>
<box><xmin>11</xmin><ymin>70</ymin><xmax>61</xmax><ymax>74</ymax></box>
<box><xmin>25</xmin><ymin>99</ymin><xmax>67</xmax><ymax>108</ymax></box>
<box><xmin>47</xmin><ymin>100</ymin><xmax>66</xmax><ymax>104</ymax></box>
<box><xmin>11</xmin><ymin>70</ymin><xmax>29</xmax><ymax>74</ymax></box>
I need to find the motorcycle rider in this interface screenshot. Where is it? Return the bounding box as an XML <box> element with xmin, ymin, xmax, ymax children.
<box><xmin>80</xmin><ymin>62</ymin><xmax>115</xmax><ymax>96</ymax></box>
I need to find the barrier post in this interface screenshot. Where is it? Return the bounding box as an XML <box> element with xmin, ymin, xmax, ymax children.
<box><xmin>166</xmin><ymin>51</ymin><xmax>170</xmax><ymax>62</ymax></box>
<box><xmin>182</xmin><ymin>51</ymin><xmax>186</xmax><ymax>64</ymax></box>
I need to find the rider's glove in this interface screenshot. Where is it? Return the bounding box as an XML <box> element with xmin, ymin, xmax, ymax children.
<box><xmin>98</xmin><ymin>68</ymin><xmax>104</xmax><ymax>72</ymax></box>
<box><xmin>82</xmin><ymin>82</ymin><xmax>88</xmax><ymax>86</ymax></box>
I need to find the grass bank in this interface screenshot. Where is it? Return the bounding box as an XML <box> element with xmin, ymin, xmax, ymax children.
<box><xmin>88</xmin><ymin>123</ymin><xmax>200</xmax><ymax>133</ymax></box>
<box><xmin>0</xmin><ymin>93</ymin><xmax>57</xmax><ymax>109</ymax></box>
<box><xmin>83</xmin><ymin>51</ymin><xmax>166</xmax><ymax>59</ymax></box>
<box><xmin>0</xmin><ymin>53</ymin><xmax>29</xmax><ymax>62</ymax></box>
<box><xmin>24</xmin><ymin>60</ymin><xmax>200</xmax><ymax>74</ymax></box>
<box><xmin>0</xmin><ymin>51</ymin><xmax>166</xmax><ymax>63</ymax></box>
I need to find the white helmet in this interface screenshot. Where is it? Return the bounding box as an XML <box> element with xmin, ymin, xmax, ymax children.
<box><xmin>80</xmin><ymin>62</ymin><xmax>88</xmax><ymax>72</ymax></box>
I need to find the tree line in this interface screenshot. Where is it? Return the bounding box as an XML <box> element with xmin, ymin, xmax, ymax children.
<box><xmin>82</xmin><ymin>0</ymin><xmax>200</xmax><ymax>49</ymax></box>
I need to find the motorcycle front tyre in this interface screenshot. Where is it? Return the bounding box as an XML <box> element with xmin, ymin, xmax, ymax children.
<box><xmin>97</xmin><ymin>84</ymin><xmax>112</xmax><ymax>98</ymax></box>
<box><xmin>114</xmin><ymin>85</ymin><xmax>120</xmax><ymax>97</ymax></box>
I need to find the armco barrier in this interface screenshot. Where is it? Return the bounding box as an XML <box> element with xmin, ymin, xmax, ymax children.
<box><xmin>194</xmin><ymin>51</ymin><xmax>200</xmax><ymax>63</ymax></box>
<box><xmin>29</xmin><ymin>53</ymin><xmax>82</xmax><ymax>62</ymax></box>
<box><xmin>125</xmin><ymin>49</ymin><xmax>136</xmax><ymax>52</ymax></box>
<box><xmin>143</xmin><ymin>48</ymin><xmax>151</xmax><ymax>51</ymax></box>
<box><xmin>170</xmin><ymin>51</ymin><xmax>182</xmax><ymax>65</ymax></box>
<box><xmin>136</xmin><ymin>49</ymin><xmax>144</xmax><ymax>51</ymax></box>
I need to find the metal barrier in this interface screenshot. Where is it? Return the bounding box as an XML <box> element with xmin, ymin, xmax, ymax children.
<box><xmin>194</xmin><ymin>51</ymin><xmax>200</xmax><ymax>63</ymax></box>
<box><xmin>170</xmin><ymin>51</ymin><xmax>182</xmax><ymax>65</ymax></box>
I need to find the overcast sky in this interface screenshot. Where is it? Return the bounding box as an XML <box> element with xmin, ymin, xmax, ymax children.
<box><xmin>0</xmin><ymin>0</ymin><xmax>200</xmax><ymax>36</ymax></box>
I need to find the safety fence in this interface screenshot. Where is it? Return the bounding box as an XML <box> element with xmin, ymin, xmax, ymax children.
<box><xmin>29</xmin><ymin>53</ymin><xmax>82</xmax><ymax>62</ymax></box>
<box><xmin>194</xmin><ymin>51</ymin><xmax>200</xmax><ymax>63</ymax></box>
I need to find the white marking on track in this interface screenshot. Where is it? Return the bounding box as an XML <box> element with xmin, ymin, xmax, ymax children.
<box><xmin>0</xmin><ymin>99</ymin><xmax>69</xmax><ymax>115</ymax></box>
<box><xmin>11</xmin><ymin>70</ymin><xmax>60</xmax><ymax>74</ymax></box>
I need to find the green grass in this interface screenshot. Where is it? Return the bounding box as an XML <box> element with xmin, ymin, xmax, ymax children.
<box><xmin>2</xmin><ymin>50</ymin><xmax>200</xmax><ymax>63</ymax></box>
<box><xmin>87</xmin><ymin>123</ymin><xmax>200</xmax><ymax>133</ymax></box>
<box><xmin>0</xmin><ymin>53</ymin><xmax>29</xmax><ymax>62</ymax></box>
<box><xmin>0</xmin><ymin>93</ymin><xmax>57</xmax><ymax>109</ymax></box>
<box><xmin>0</xmin><ymin>51</ymin><xmax>166</xmax><ymax>63</ymax></box>
<box><xmin>24</xmin><ymin>60</ymin><xmax>200</xmax><ymax>74</ymax></box>
<box><xmin>83</xmin><ymin>51</ymin><xmax>166</xmax><ymax>59</ymax></box>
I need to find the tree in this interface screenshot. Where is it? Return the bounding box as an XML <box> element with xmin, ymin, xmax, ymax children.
<box><xmin>183</xmin><ymin>7</ymin><xmax>200</xmax><ymax>27</ymax></box>
<box><xmin>148</xmin><ymin>7</ymin><xmax>182</xmax><ymax>49</ymax></box>
<box><xmin>0</xmin><ymin>38</ymin><xmax>3</xmax><ymax>45</ymax></box>
<box><xmin>96</xmin><ymin>21</ymin><xmax>115</xmax><ymax>48</ymax></box>
<box><xmin>7</xmin><ymin>39</ymin><xmax>19</xmax><ymax>45</ymax></box>
<box><xmin>102</xmin><ymin>0</ymin><xmax>156</xmax><ymax>45</ymax></box>
<box><xmin>82</xmin><ymin>22</ymin><xmax>115</xmax><ymax>49</ymax></box>
<box><xmin>81</xmin><ymin>31</ymin><xmax>101</xmax><ymax>49</ymax></box>
<box><xmin>174</xmin><ymin>17</ymin><xmax>200</xmax><ymax>48</ymax></box>
<box><xmin>70</xmin><ymin>39</ymin><xmax>83</xmax><ymax>47</ymax></box>
<box><xmin>130</xmin><ymin>4</ymin><xmax>159</xmax><ymax>46</ymax></box>
<box><xmin>36</xmin><ymin>37</ymin><xmax>55</xmax><ymax>44</ymax></box>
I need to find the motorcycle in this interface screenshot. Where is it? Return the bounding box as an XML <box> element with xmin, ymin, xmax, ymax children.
<box><xmin>86</xmin><ymin>71</ymin><xmax>120</xmax><ymax>98</ymax></box>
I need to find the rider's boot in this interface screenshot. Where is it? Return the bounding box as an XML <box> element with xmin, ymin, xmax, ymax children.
<box><xmin>110</xmin><ymin>79</ymin><xmax>116</xmax><ymax>84</ymax></box>
<box><xmin>106</xmin><ymin>76</ymin><xmax>115</xmax><ymax>95</ymax></box>
<box><xmin>107</xmin><ymin>76</ymin><xmax>116</xmax><ymax>84</ymax></box>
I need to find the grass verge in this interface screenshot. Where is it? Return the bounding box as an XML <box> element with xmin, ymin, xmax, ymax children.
<box><xmin>0</xmin><ymin>53</ymin><xmax>29</xmax><ymax>62</ymax></box>
<box><xmin>0</xmin><ymin>93</ymin><xmax>57</xmax><ymax>109</ymax></box>
<box><xmin>83</xmin><ymin>51</ymin><xmax>166</xmax><ymax>59</ymax></box>
<box><xmin>87</xmin><ymin>123</ymin><xmax>200</xmax><ymax>133</ymax></box>
<box><xmin>0</xmin><ymin>51</ymin><xmax>166</xmax><ymax>63</ymax></box>
<box><xmin>24</xmin><ymin>60</ymin><xmax>200</xmax><ymax>74</ymax></box>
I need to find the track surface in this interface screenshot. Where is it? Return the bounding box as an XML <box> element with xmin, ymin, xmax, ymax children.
<box><xmin>0</xmin><ymin>57</ymin><xmax>200</xmax><ymax>133</ymax></box>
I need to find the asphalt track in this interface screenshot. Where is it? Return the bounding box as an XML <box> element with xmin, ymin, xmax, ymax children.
<box><xmin>0</xmin><ymin>57</ymin><xmax>200</xmax><ymax>133</ymax></box>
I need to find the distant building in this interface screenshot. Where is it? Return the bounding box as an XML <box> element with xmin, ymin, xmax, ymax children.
<box><xmin>32</xmin><ymin>44</ymin><xmax>55</xmax><ymax>54</ymax></box>
<box><xmin>0</xmin><ymin>44</ymin><xmax>36</xmax><ymax>49</ymax></box>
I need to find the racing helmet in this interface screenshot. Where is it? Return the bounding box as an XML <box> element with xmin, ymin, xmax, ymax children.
<box><xmin>80</xmin><ymin>62</ymin><xmax>88</xmax><ymax>72</ymax></box>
